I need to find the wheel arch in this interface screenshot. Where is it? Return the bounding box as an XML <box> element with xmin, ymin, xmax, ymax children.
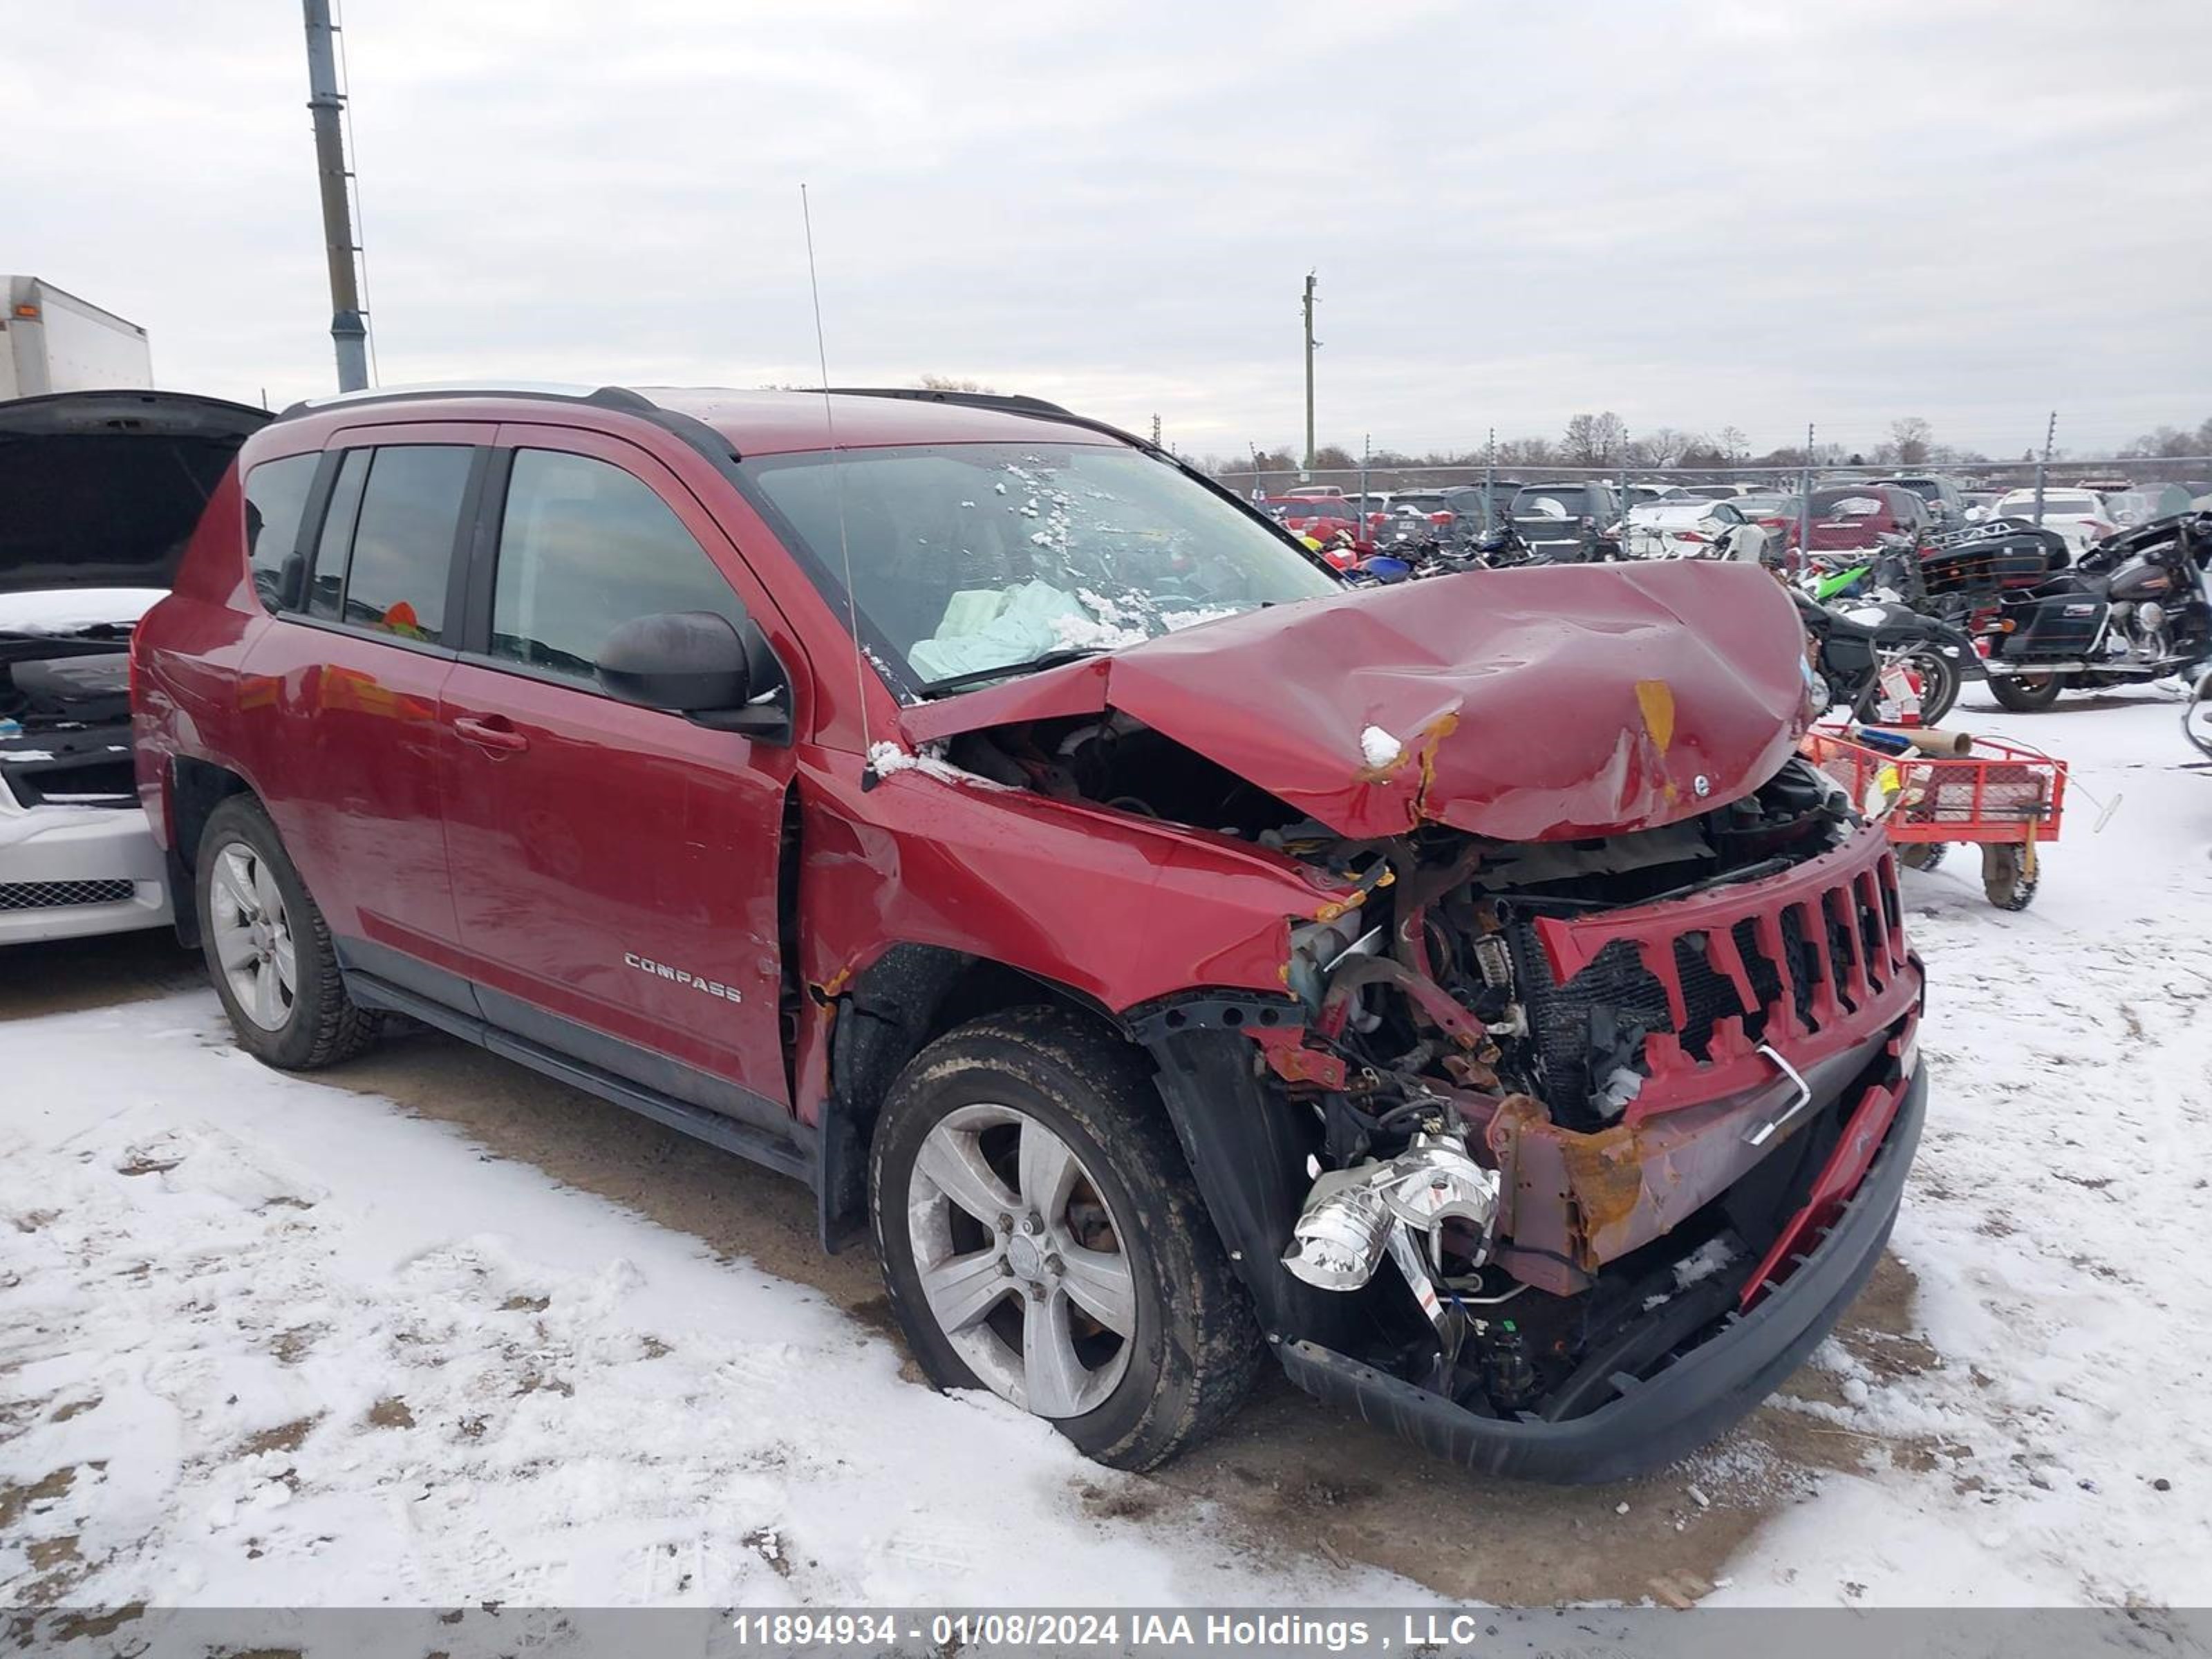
<box><xmin>814</xmin><ymin>943</ymin><xmax>1125</xmax><ymax>1253</ymax></box>
<box><xmin>165</xmin><ymin>756</ymin><xmax>259</xmax><ymax>948</ymax></box>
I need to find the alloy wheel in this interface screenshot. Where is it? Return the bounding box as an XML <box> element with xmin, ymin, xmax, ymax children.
<box><xmin>906</xmin><ymin>1102</ymin><xmax>1136</xmax><ymax>1418</ymax></box>
<box><xmin>209</xmin><ymin>843</ymin><xmax>297</xmax><ymax>1031</ymax></box>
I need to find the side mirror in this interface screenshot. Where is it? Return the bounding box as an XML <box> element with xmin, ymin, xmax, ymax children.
<box><xmin>597</xmin><ymin>610</ymin><xmax>791</xmax><ymax>742</ymax></box>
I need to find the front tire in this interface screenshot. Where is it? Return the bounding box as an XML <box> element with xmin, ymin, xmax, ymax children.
<box><xmin>195</xmin><ymin>796</ymin><xmax>382</xmax><ymax>1069</ymax></box>
<box><xmin>1907</xmin><ymin>650</ymin><xmax>1962</xmax><ymax>726</ymax></box>
<box><xmin>1989</xmin><ymin>672</ymin><xmax>2064</xmax><ymax>711</ymax></box>
<box><xmin>869</xmin><ymin>1009</ymin><xmax>1262</xmax><ymax>1470</ymax></box>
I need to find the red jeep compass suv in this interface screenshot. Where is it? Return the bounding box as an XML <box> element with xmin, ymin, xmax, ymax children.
<box><xmin>133</xmin><ymin>384</ymin><xmax>1926</xmax><ymax>1478</ymax></box>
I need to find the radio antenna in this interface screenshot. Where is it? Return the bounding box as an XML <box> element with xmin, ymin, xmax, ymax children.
<box><xmin>800</xmin><ymin>182</ymin><xmax>876</xmax><ymax>770</ymax></box>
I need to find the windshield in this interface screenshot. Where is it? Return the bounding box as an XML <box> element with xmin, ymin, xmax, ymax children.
<box><xmin>1883</xmin><ymin>480</ymin><xmax>1944</xmax><ymax>501</ymax></box>
<box><xmin>740</xmin><ymin>442</ymin><xmax>1339</xmax><ymax>695</ymax></box>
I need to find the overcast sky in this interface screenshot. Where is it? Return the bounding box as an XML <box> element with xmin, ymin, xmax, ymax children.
<box><xmin>8</xmin><ymin>0</ymin><xmax>2209</xmax><ymax>460</ymax></box>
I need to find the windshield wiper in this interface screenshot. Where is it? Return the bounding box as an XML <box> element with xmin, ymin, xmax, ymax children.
<box><xmin>918</xmin><ymin>647</ymin><xmax>1105</xmax><ymax>697</ymax></box>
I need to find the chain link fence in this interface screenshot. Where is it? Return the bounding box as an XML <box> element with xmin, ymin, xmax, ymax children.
<box><xmin>1212</xmin><ymin>453</ymin><xmax>2212</xmax><ymax>546</ymax></box>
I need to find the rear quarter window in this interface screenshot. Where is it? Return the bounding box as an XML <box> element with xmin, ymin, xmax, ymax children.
<box><xmin>243</xmin><ymin>453</ymin><xmax>322</xmax><ymax>613</ymax></box>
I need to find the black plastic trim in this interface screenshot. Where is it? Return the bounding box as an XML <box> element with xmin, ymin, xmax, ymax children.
<box><xmin>1275</xmin><ymin>1061</ymin><xmax>1928</xmax><ymax>1485</ymax></box>
<box><xmin>343</xmin><ymin>968</ymin><xmax>813</xmax><ymax>1183</ymax></box>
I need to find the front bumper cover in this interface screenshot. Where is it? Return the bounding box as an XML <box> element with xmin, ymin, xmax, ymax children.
<box><xmin>1275</xmin><ymin>1059</ymin><xmax>1927</xmax><ymax>1485</ymax></box>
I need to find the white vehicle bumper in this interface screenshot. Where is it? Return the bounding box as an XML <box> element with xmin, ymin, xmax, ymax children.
<box><xmin>0</xmin><ymin>800</ymin><xmax>172</xmax><ymax>944</ymax></box>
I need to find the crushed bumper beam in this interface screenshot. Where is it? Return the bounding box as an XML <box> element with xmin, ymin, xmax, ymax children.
<box><xmin>1274</xmin><ymin>1060</ymin><xmax>1926</xmax><ymax>1485</ymax></box>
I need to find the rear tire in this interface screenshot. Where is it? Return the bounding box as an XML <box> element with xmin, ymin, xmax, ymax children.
<box><xmin>869</xmin><ymin>1008</ymin><xmax>1262</xmax><ymax>1471</ymax></box>
<box><xmin>1980</xmin><ymin>843</ymin><xmax>2039</xmax><ymax>910</ymax></box>
<box><xmin>195</xmin><ymin>796</ymin><xmax>382</xmax><ymax>1070</ymax></box>
<box><xmin>1989</xmin><ymin>673</ymin><xmax>2063</xmax><ymax>711</ymax></box>
<box><xmin>1898</xmin><ymin>842</ymin><xmax>1949</xmax><ymax>873</ymax></box>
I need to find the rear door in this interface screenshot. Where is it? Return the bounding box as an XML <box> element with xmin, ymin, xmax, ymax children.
<box><xmin>238</xmin><ymin>426</ymin><xmax>490</xmax><ymax>997</ymax></box>
<box><xmin>438</xmin><ymin>425</ymin><xmax>799</xmax><ymax>1127</ymax></box>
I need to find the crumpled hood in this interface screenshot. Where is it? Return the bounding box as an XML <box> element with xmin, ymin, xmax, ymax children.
<box><xmin>903</xmin><ymin>561</ymin><xmax>1812</xmax><ymax>842</ymax></box>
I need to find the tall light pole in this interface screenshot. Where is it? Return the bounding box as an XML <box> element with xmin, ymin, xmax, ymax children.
<box><xmin>303</xmin><ymin>0</ymin><xmax>368</xmax><ymax>392</ymax></box>
<box><xmin>1301</xmin><ymin>271</ymin><xmax>1318</xmax><ymax>474</ymax></box>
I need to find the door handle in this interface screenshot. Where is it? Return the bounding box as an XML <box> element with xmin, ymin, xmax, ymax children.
<box><xmin>453</xmin><ymin>714</ymin><xmax>529</xmax><ymax>755</ymax></box>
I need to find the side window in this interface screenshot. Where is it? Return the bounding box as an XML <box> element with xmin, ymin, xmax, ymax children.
<box><xmin>243</xmin><ymin>454</ymin><xmax>321</xmax><ymax>613</ymax></box>
<box><xmin>340</xmin><ymin>446</ymin><xmax>474</xmax><ymax>642</ymax></box>
<box><xmin>489</xmin><ymin>448</ymin><xmax>748</xmax><ymax>686</ymax></box>
<box><xmin>306</xmin><ymin>449</ymin><xmax>369</xmax><ymax>621</ymax></box>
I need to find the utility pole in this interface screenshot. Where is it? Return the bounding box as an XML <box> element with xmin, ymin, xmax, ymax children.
<box><xmin>2032</xmin><ymin>410</ymin><xmax>2056</xmax><ymax>525</ymax></box>
<box><xmin>1618</xmin><ymin>423</ymin><xmax>1632</xmax><ymax>525</ymax></box>
<box><xmin>1150</xmin><ymin>412</ymin><xmax>1162</xmax><ymax>448</ymax></box>
<box><xmin>1483</xmin><ymin>428</ymin><xmax>1497</xmax><ymax>533</ymax></box>
<box><xmin>303</xmin><ymin>0</ymin><xmax>368</xmax><ymax>392</ymax></box>
<box><xmin>1358</xmin><ymin>433</ymin><xmax>1370</xmax><ymax>512</ymax></box>
<box><xmin>1301</xmin><ymin>271</ymin><xmax>1318</xmax><ymax>475</ymax></box>
<box><xmin>1796</xmin><ymin>422</ymin><xmax>1816</xmax><ymax>564</ymax></box>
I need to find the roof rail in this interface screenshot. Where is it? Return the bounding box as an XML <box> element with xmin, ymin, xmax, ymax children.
<box><xmin>818</xmin><ymin>386</ymin><xmax>1076</xmax><ymax>420</ymax></box>
<box><xmin>274</xmin><ymin>382</ymin><xmax>655</xmax><ymax>421</ymax></box>
<box><xmin>815</xmin><ymin>386</ymin><xmax>1182</xmax><ymax>465</ymax></box>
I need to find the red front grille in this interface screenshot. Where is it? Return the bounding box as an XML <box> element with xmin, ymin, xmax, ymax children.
<box><xmin>1530</xmin><ymin>825</ymin><xmax>1915</xmax><ymax>1118</ymax></box>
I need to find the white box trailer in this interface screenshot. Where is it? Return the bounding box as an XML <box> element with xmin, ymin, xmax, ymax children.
<box><xmin>1</xmin><ymin>276</ymin><xmax>153</xmax><ymax>399</ymax></box>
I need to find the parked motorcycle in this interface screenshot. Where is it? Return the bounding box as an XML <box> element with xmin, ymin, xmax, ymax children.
<box><xmin>1796</xmin><ymin>586</ymin><xmax>1979</xmax><ymax>726</ymax></box>
<box><xmin>1977</xmin><ymin>513</ymin><xmax>2212</xmax><ymax>711</ymax></box>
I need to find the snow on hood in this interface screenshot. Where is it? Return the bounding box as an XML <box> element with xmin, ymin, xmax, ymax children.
<box><xmin>0</xmin><ymin>586</ymin><xmax>163</xmax><ymax>636</ymax></box>
<box><xmin>902</xmin><ymin>561</ymin><xmax>1812</xmax><ymax>842</ymax></box>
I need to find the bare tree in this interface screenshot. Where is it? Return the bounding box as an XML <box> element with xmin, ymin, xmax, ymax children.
<box><xmin>1627</xmin><ymin>427</ymin><xmax>1703</xmax><ymax>469</ymax></box>
<box><xmin>1717</xmin><ymin>426</ymin><xmax>1750</xmax><ymax>468</ymax></box>
<box><xmin>1885</xmin><ymin>417</ymin><xmax>1935</xmax><ymax>469</ymax></box>
<box><xmin>1562</xmin><ymin>411</ymin><xmax>1629</xmax><ymax>467</ymax></box>
<box><xmin>917</xmin><ymin>374</ymin><xmax>997</xmax><ymax>393</ymax></box>
<box><xmin>1496</xmin><ymin>435</ymin><xmax>1559</xmax><ymax>468</ymax></box>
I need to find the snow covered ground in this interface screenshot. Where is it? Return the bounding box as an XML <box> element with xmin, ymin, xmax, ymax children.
<box><xmin>2</xmin><ymin>687</ymin><xmax>2207</xmax><ymax>1610</ymax></box>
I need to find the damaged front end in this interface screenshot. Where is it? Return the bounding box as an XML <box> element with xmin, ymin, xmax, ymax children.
<box><xmin>899</xmin><ymin>565</ymin><xmax>1927</xmax><ymax>1479</ymax></box>
<box><xmin>1230</xmin><ymin>756</ymin><xmax>1924</xmax><ymax>1479</ymax></box>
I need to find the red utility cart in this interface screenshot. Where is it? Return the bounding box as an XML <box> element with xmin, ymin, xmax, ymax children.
<box><xmin>1801</xmin><ymin>727</ymin><xmax>2068</xmax><ymax>910</ymax></box>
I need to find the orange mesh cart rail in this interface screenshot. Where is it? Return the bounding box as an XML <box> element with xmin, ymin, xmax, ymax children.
<box><xmin>1801</xmin><ymin>727</ymin><xmax>2068</xmax><ymax>910</ymax></box>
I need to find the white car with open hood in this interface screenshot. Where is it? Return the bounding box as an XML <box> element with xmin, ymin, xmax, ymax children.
<box><xmin>0</xmin><ymin>389</ymin><xmax>268</xmax><ymax>943</ymax></box>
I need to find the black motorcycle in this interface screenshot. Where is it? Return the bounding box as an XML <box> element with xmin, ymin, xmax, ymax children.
<box><xmin>1795</xmin><ymin>586</ymin><xmax>1980</xmax><ymax>726</ymax></box>
<box><xmin>1978</xmin><ymin>512</ymin><xmax>2212</xmax><ymax>711</ymax></box>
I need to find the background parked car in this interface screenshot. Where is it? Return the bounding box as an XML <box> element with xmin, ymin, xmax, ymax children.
<box><xmin>1623</xmin><ymin>498</ymin><xmax>1770</xmax><ymax>562</ymax></box>
<box><xmin>1384</xmin><ymin>483</ymin><xmax>1520</xmax><ymax>543</ymax></box>
<box><xmin>1989</xmin><ymin>488</ymin><xmax>2116</xmax><ymax>553</ymax></box>
<box><xmin>1797</xmin><ymin>484</ymin><xmax>1932</xmax><ymax>555</ymax></box>
<box><xmin>1</xmin><ymin>388</ymin><xmax>268</xmax><ymax>944</ymax></box>
<box><xmin>1667</xmin><ymin>482</ymin><xmax>1759</xmax><ymax>502</ymax></box>
<box><xmin>1874</xmin><ymin>474</ymin><xmax>1969</xmax><ymax>529</ymax></box>
<box><xmin>1509</xmin><ymin>480</ymin><xmax>1622</xmax><ymax>559</ymax></box>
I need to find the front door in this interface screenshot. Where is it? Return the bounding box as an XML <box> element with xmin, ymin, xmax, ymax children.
<box><xmin>438</xmin><ymin>427</ymin><xmax>797</xmax><ymax>1124</ymax></box>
